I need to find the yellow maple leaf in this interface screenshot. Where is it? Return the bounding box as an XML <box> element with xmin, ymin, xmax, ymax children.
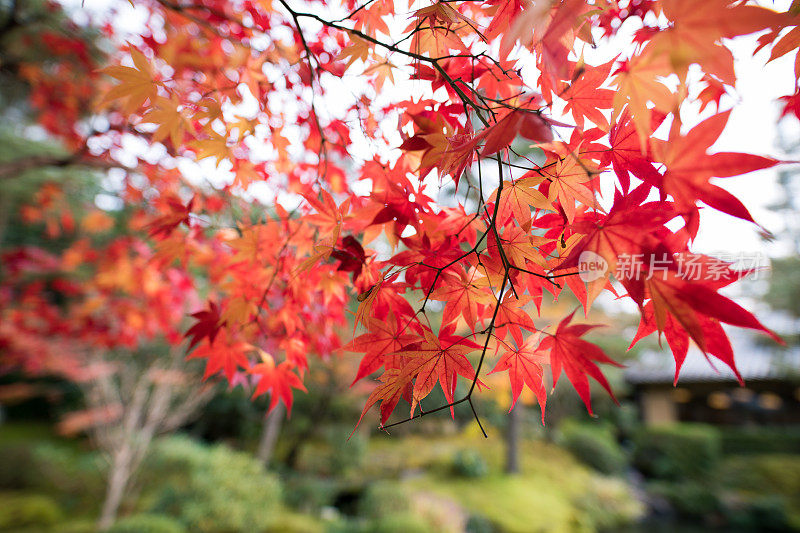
<box><xmin>611</xmin><ymin>52</ymin><xmax>675</xmax><ymax>148</ymax></box>
<box><xmin>363</xmin><ymin>60</ymin><xmax>396</xmax><ymax>91</ymax></box>
<box><xmin>354</xmin><ymin>279</ymin><xmax>382</xmax><ymax>332</ymax></box>
<box><xmin>190</xmin><ymin>131</ymin><xmax>230</xmax><ymax>166</ymax></box>
<box><xmin>144</xmin><ymin>96</ymin><xmax>191</xmax><ymax>149</ymax></box>
<box><xmin>221</xmin><ymin>295</ymin><xmax>259</xmax><ymax>325</ymax></box>
<box><xmin>337</xmin><ymin>31</ymin><xmax>371</xmax><ymax>69</ymax></box>
<box><xmin>101</xmin><ymin>47</ymin><xmax>159</xmax><ymax>114</ymax></box>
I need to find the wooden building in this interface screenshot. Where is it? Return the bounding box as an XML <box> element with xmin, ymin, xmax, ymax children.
<box><xmin>625</xmin><ymin>339</ymin><xmax>800</xmax><ymax>427</ymax></box>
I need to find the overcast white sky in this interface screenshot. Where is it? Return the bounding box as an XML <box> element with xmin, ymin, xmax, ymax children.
<box><xmin>73</xmin><ymin>0</ymin><xmax>800</xmax><ymax>263</ymax></box>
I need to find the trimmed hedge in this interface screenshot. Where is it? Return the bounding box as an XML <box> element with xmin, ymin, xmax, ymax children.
<box><xmin>647</xmin><ymin>481</ymin><xmax>721</xmax><ymax>518</ymax></box>
<box><xmin>558</xmin><ymin>422</ymin><xmax>627</xmax><ymax>475</ymax></box>
<box><xmin>720</xmin><ymin>453</ymin><xmax>800</xmax><ymax>498</ymax></box>
<box><xmin>719</xmin><ymin>426</ymin><xmax>800</xmax><ymax>455</ymax></box>
<box><xmin>720</xmin><ymin>453</ymin><xmax>800</xmax><ymax>529</ymax></box>
<box><xmin>633</xmin><ymin>424</ymin><xmax>720</xmax><ymax>480</ymax></box>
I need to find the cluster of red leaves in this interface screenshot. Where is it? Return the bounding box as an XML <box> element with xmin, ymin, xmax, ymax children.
<box><xmin>9</xmin><ymin>0</ymin><xmax>799</xmax><ymax>428</ymax></box>
<box><xmin>0</xmin><ymin>230</ymin><xmax>196</xmax><ymax>380</ymax></box>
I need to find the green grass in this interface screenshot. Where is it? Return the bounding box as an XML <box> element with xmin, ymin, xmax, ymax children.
<box><xmin>365</xmin><ymin>427</ymin><xmax>642</xmax><ymax>532</ymax></box>
<box><xmin>0</xmin><ymin>422</ymin><xmax>58</xmax><ymax>444</ymax></box>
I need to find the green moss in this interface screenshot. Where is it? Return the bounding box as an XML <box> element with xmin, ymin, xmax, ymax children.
<box><xmin>370</xmin><ymin>512</ymin><xmax>437</xmax><ymax>533</ymax></box>
<box><xmin>263</xmin><ymin>512</ymin><xmax>324</xmax><ymax>533</ymax></box>
<box><xmin>408</xmin><ymin>475</ymin><xmax>584</xmax><ymax>533</ymax></box>
<box><xmin>396</xmin><ymin>436</ymin><xmax>642</xmax><ymax>533</ymax></box>
<box><xmin>108</xmin><ymin>513</ymin><xmax>186</xmax><ymax>533</ymax></box>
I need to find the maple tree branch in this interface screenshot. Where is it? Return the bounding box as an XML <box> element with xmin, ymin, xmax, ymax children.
<box><xmin>485</xmin><ymin>155</ymin><xmax>520</xmax><ymax>299</ymax></box>
<box><xmin>278</xmin><ymin>0</ymin><xmax>330</xmax><ymax>178</ymax></box>
<box><xmin>333</xmin><ymin>0</ymin><xmax>380</xmax><ymax>23</ymax></box>
<box><xmin>279</xmin><ymin>4</ymin><xmax>494</xmax><ymax>126</ymax></box>
<box><xmin>153</xmin><ymin>0</ymin><xmax>254</xmax><ymax>42</ymax></box>
<box><xmin>469</xmin><ymin>271</ymin><xmax>508</xmax><ymax>398</ymax></box>
<box><xmin>468</xmin><ymin>398</ymin><xmax>487</xmax><ymax>438</ymax></box>
<box><xmin>381</xmin><ymin>270</ymin><xmax>509</xmax><ymax>434</ymax></box>
<box><xmin>0</xmin><ymin>153</ymin><xmax>134</xmax><ymax>180</ymax></box>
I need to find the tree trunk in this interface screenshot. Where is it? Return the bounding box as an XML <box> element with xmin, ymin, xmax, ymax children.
<box><xmin>97</xmin><ymin>446</ymin><xmax>132</xmax><ymax>530</ymax></box>
<box><xmin>256</xmin><ymin>403</ymin><xmax>284</xmax><ymax>466</ymax></box>
<box><xmin>505</xmin><ymin>403</ymin><xmax>521</xmax><ymax>474</ymax></box>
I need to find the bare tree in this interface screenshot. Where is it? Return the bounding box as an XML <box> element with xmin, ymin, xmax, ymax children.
<box><xmin>60</xmin><ymin>345</ymin><xmax>214</xmax><ymax>530</ymax></box>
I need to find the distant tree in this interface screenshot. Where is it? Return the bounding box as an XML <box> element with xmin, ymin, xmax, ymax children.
<box><xmin>0</xmin><ymin>3</ymin><xmax>214</xmax><ymax>528</ymax></box>
<box><xmin>763</xmin><ymin>129</ymin><xmax>800</xmax><ymax>342</ymax></box>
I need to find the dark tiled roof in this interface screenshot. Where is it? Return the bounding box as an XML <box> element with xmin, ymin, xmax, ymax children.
<box><xmin>625</xmin><ymin>336</ymin><xmax>800</xmax><ymax>385</ymax></box>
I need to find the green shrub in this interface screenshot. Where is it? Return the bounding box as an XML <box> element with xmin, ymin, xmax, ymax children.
<box><xmin>0</xmin><ymin>439</ymin><xmax>103</xmax><ymax>507</ymax></box>
<box><xmin>720</xmin><ymin>453</ymin><xmax>800</xmax><ymax>527</ymax></box>
<box><xmin>282</xmin><ymin>475</ymin><xmax>337</xmax><ymax>513</ymax></box>
<box><xmin>144</xmin><ymin>435</ymin><xmax>281</xmax><ymax>533</ymax></box>
<box><xmin>108</xmin><ymin>513</ymin><xmax>186</xmax><ymax>533</ymax></box>
<box><xmin>28</xmin><ymin>442</ymin><xmax>104</xmax><ymax>508</ymax></box>
<box><xmin>559</xmin><ymin>422</ymin><xmax>627</xmax><ymax>475</ymax></box>
<box><xmin>465</xmin><ymin>514</ymin><xmax>496</xmax><ymax>533</ymax></box>
<box><xmin>357</xmin><ymin>482</ymin><xmax>411</xmax><ymax>519</ymax></box>
<box><xmin>451</xmin><ymin>449</ymin><xmax>488</xmax><ymax>478</ymax></box>
<box><xmin>647</xmin><ymin>481</ymin><xmax>720</xmax><ymax>518</ymax></box>
<box><xmin>720</xmin><ymin>454</ymin><xmax>800</xmax><ymax>499</ymax></box>
<box><xmin>325</xmin><ymin>425</ymin><xmax>368</xmax><ymax>476</ymax></box>
<box><xmin>633</xmin><ymin>424</ymin><xmax>720</xmax><ymax>480</ymax></box>
<box><xmin>0</xmin><ymin>492</ymin><xmax>62</xmax><ymax>530</ymax></box>
<box><xmin>370</xmin><ymin>512</ymin><xmax>435</xmax><ymax>533</ymax></box>
<box><xmin>720</xmin><ymin>427</ymin><xmax>800</xmax><ymax>455</ymax></box>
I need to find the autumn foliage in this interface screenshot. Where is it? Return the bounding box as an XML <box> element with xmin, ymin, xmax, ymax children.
<box><xmin>3</xmin><ymin>0</ymin><xmax>799</xmax><ymax>431</ymax></box>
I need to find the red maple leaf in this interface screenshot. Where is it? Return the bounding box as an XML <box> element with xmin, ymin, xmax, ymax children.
<box><xmin>398</xmin><ymin>325</ymin><xmax>480</xmax><ymax>415</ymax></box>
<box><xmin>187</xmin><ymin>332</ymin><xmax>251</xmax><ymax>382</ymax></box>
<box><xmin>489</xmin><ymin>332</ymin><xmax>548</xmax><ymax>420</ymax></box>
<box><xmin>355</xmin><ymin>368</ymin><xmax>414</xmax><ymax>428</ymax></box>
<box><xmin>185</xmin><ymin>300</ymin><xmax>224</xmax><ymax>350</ymax></box>
<box><xmin>250</xmin><ymin>358</ymin><xmax>306</xmax><ymax>415</ymax></box>
<box><xmin>344</xmin><ymin>314</ymin><xmax>418</xmax><ymax>385</ymax></box>
<box><xmin>655</xmin><ymin>111</ymin><xmax>779</xmax><ymax>235</ymax></box>
<box><xmin>539</xmin><ymin>310</ymin><xmax>622</xmax><ymax>415</ymax></box>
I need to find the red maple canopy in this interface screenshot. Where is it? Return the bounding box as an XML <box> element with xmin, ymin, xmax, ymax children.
<box><xmin>3</xmin><ymin>0</ymin><xmax>798</xmax><ymax>430</ymax></box>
